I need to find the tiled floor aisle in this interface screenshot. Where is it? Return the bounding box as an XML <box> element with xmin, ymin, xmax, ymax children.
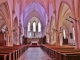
<box><xmin>18</xmin><ymin>47</ymin><xmax>52</xmax><ymax>60</ymax></box>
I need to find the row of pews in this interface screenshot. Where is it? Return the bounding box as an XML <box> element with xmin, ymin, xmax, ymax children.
<box><xmin>0</xmin><ymin>45</ymin><xmax>28</xmax><ymax>60</ymax></box>
<box><xmin>41</xmin><ymin>44</ymin><xmax>80</xmax><ymax>60</ymax></box>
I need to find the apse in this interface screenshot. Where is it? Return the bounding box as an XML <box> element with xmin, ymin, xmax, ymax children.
<box><xmin>58</xmin><ymin>2</ymin><xmax>75</xmax><ymax>46</ymax></box>
<box><xmin>21</xmin><ymin>1</ymin><xmax>47</xmax><ymax>38</ymax></box>
<box><xmin>23</xmin><ymin>1</ymin><xmax>46</xmax><ymax>21</ymax></box>
<box><xmin>23</xmin><ymin>1</ymin><xmax>47</xmax><ymax>26</ymax></box>
<box><xmin>27</xmin><ymin>17</ymin><xmax>42</xmax><ymax>38</ymax></box>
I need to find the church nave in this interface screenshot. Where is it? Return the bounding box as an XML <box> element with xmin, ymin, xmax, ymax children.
<box><xmin>0</xmin><ymin>0</ymin><xmax>80</xmax><ymax>60</ymax></box>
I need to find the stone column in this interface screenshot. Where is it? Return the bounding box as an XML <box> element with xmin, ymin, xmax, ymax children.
<box><xmin>74</xmin><ymin>20</ymin><xmax>79</xmax><ymax>49</ymax></box>
<box><xmin>59</xmin><ymin>32</ymin><xmax>63</xmax><ymax>46</ymax></box>
<box><xmin>55</xmin><ymin>30</ymin><xmax>61</xmax><ymax>46</ymax></box>
<box><xmin>74</xmin><ymin>17</ymin><xmax>80</xmax><ymax>49</ymax></box>
<box><xmin>6</xmin><ymin>31</ymin><xmax>13</xmax><ymax>46</ymax></box>
<box><xmin>16</xmin><ymin>28</ymin><xmax>20</xmax><ymax>45</ymax></box>
<box><xmin>53</xmin><ymin>31</ymin><xmax>56</xmax><ymax>45</ymax></box>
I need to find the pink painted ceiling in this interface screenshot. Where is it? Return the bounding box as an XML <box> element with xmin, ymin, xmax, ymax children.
<box><xmin>23</xmin><ymin>10</ymin><xmax>45</xmax><ymax>27</ymax></box>
<box><xmin>19</xmin><ymin>0</ymin><xmax>49</xmax><ymax>15</ymax></box>
<box><xmin>20</xmin><ymin>0</ymin><xmax>50</xmax><ymax>27</ymax></box>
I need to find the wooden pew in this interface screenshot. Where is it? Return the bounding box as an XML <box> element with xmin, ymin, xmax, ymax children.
<box><xmin>0</xmin><ymin>54</ymin><xmax>8</xmax><ymax>60</ymax></box>
<box><xmin>0</xmin><ymin>45</ymin><xmax>28</xmax><ymax>60</ymax></box>
<box><xmin>41</xmin><ymin>44</ymin><xmax>80</xmax><ymax>60</ymax></box>
<box><xmin>60</xmin><ymin>52</ymin><xmax>80</xmax><ymax>60</ymax></box>
<box><xmin>0</xmin><ymin>50</ymin><xmax>15</xmax><ymax>60</ymax></box>
<box><xmin>51</xmin><ymin>48</ymin><xmax>80</xmax><ymax>60</ymax></box>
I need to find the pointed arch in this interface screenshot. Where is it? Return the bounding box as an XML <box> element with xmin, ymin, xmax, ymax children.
<box><xmin>23</xmin><ymin>1</ymin><xmax>46</xmax><ymax>21</ymax></box>
<box><xmin>33</xmin><ymin>21</ymin><xmax>36</xmax><ymax>32</ymax></box>
<box><xmin>58</xmin><ymin>2</ymin><xmax>72</xmax><ymax>30</ymax></box>
<box><xmin>38</xmin><ymin>22</ymin><xmax>41</xmax><ymax>32</ymax></box>
<box><xmin>28</xmin><ymin>22</ymin><xmax>31</xmax><ymax>31</ymax></box>
<box><xmin>0</xmin><ymin>1</ymin><xmax>11</xmax><ymax>32</ymax></box>
<box><xmin>24</xmin><ymin>10</ymin><xmax>45</xmax><ymax>27</ymax></box>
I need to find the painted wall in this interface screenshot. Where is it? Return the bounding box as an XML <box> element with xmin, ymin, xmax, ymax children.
<box><xmin>27</xmin><ymin>17</ymin><xmax>42</xmax><ymax>38</ymax></box>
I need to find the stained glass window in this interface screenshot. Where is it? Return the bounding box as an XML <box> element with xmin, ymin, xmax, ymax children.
<box><xmin>33</xmin><ymin>22</ymin><xmax>36</xmax><ymax>32</ymax></box>
<box><xmin>38</xmin><ymin>22</ymin><xmax>41</xmax><ymax>32</ymax></box>
<box><xmin>28</xmin><ymin>22</ymin><xmax>30</xmax><ymax>31</ymax></box>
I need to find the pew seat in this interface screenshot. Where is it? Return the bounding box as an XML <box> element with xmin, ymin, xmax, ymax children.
<box><xmin>0</xmin><ymin>45</ymin><xmax>28</xmax><ymax>60</ymax></box>
<box><xmin>0</xmin><ymin>54</ymin><xmax>8</xmax><ymax>60</ymax></box>
<box><xmin>41</xmin><ymin>44</ymin><xmax>80</xmax><ymax>60</ymax></box>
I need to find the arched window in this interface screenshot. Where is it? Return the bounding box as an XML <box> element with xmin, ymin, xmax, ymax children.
<box><xmin>28</xmin><ymin>22</ymin><xmax>30</xmax><ymax>31</ymax></box>
<box><xmin>33</xmin><ymin>22</ymin><xmax>36</xmax><ymax>32</ymax></box>
<box><xmin>63</xmin><ymin>29</ymin><xmax>66</xmax><ymax>39</ymax></box>
<box><xmin>38</xmin><ymin>22</ymin><xmax>41</xmax><ymax>32</ymax></box>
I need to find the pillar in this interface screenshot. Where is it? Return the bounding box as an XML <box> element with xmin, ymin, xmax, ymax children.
<box><xmin>6</xmin><ymin>31</ymin><xmax>13</xmax><ymax>46</ymax></box>
<box><xmin>16</xmin><ymin>27</ymin><xmax>20</xmax><ymax>45</ymax></box>
<box><xmin>59</xmin><ymin>32</ymin><xmax>63</xmax><ymax>46</ymax></box>
<box><xmin>55</xmin><ymin>30</ymin><xmax>59</xmax><ymax>46</ymax></box>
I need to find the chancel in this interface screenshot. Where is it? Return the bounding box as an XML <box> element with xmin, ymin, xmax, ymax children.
<box><xmin>0</xmin><ymin>0</ymin><xmax>80</xmax><ymax>60</ymax></box>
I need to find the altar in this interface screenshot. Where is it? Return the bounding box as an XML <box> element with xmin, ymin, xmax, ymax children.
<box><xmin>30</xmin><ymin>38</ymin><xmax>39</xmax><ymax>45</ymax></box>
<box><xmin>31</xmin><ymin>41</ymin><xmax>38</xmax><ymax>45</ymax></box>
<box><xmin>27</xmin><ymin>38</ymin><xmax>41</xmax><ymax>47</ymax></box>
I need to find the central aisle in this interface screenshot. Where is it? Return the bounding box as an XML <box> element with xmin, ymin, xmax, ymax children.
<box><xmin>18</xmin><ymin>47</ymin><xmax>52</xmax><ymax>60</ymax></box>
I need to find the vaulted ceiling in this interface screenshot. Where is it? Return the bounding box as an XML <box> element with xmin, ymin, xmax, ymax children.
<box><xmin>19</xmin><ymin>0</ymin><xmax>50</xmax><ymax>15</ymax></box>
<box><xmin>20</xmin><ymin>0</ymin><xmax>51</xmax><ymax>27</ymax></box>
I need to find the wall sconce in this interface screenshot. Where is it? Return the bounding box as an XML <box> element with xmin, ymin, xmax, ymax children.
<box><xmin>2</xmin><ymin>27</ymin><xmax>8</xmax><ymax>33</ymax></box>
<box><xmin>12</xmin><ymin>29</ymin><xmax>17</xmax><ymax>32</ymax></box>
<box><xmin>52</xmin><ymin>28</ymin><xmax>63</xmax><ymax>33</ymax></box>
<box><xmin>69</xmin><ymin>16</ymin><xmax>77</xmax><ymax>21</ymax></box>
<box><xmin>66</xmin><ymin>16</ymin><xmax>80</xmax><ymax>23</ymax></box>
<box><xmin>66</xmin><ymin>19</ymin><xmax>73</xmax><ymax>23</ymax></box>
<box><xmin>52</xmin><ymin>28</ymin><xmax>57</xmax><ymax>32</ymax></box>
<box><xmin>46</xmin><ymin>33</ymin><xmax>50</xmax><ymax>35</ymax></box>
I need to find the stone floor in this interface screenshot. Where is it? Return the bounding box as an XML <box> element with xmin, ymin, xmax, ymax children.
<box><xmin>18</xmin><ymin>47</ymin><xmax>52</xmax><ymax>60</ymax></box>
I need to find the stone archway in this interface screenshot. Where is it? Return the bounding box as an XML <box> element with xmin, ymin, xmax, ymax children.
<box><xmin>58</xmin><ymin>2</ymin><xmax>74</xmax><ymax>46</ymax></box>
<box><xmin>0</xmin><ymin>1</ymin><xmax>12</xmax><ymax>46</ymax></box>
